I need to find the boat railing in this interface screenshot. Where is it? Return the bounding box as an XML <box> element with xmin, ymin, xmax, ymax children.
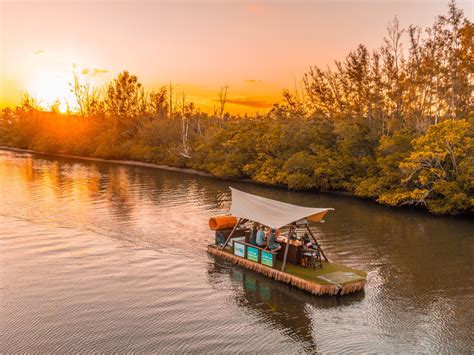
<box><xmin>231</xmin><ymin>240</ymin><xmax>276</xmax><ymax>268</ymax></box>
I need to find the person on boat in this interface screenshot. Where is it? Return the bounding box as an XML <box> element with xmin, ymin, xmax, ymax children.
<box><xmin>267</xmin><ymin>228</ymin><xmax>282</xmax><ymax>253</ymax></box>
<box><xmin>302</xmin><ymin>233</ymin><xmax>320</xmax><ymax>255</ymax></box>
<box><xmin>215</xmin><ymin>231</ymin><xmax>225</xmax><ymax>246</ymax></box>
<box><xmin>264</xmin><ymin>227</ymin><xmax>272</xmax><ymax>240</ymax></box>
<box><xmin>256</xmin><ymin>225</ymin><xmax>266</xmax><ymax>247</ymax></box>
<box><xmin>303</xmin><ymin>233</ymin><xmax>313</xmax><ymax>249</ymax></box>
<box><xmin>289</xmin><ymin>230</ymin><xmax>298</xmax><ymax>240</ymax></box>
<box><xmin>249</xmin><ymin>224</ymin><xmax>258</xmax><ymax>246</ymax></box>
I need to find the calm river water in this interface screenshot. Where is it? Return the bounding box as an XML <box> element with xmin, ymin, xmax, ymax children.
<box><xmin>0</xmin><ymin>149</ymin><xmax>473</xmax><ymax>353</ymax></box>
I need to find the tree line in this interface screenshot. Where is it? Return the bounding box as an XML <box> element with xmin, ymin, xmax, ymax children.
<box><xmin>1</xmin><ymin>1</ymin><xmax>472</xmax><ymax>215</ymax></box>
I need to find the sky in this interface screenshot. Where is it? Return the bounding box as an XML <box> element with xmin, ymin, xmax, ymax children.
<box><xmin>0</xmin><ymin>0</ymin><xmax>472</xmax><ymax>114</ymax></box>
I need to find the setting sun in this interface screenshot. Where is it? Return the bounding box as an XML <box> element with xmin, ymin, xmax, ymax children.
<box><xmin>25</xmin><ymin>71</ymin><xmax>72</xmax><ymax>112</ymax></box>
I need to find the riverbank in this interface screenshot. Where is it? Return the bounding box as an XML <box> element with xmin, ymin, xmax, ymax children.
<box><xmin>0</xmin><ymin>145</ymin><xmax>218</xmax><ymax>178</ymax></box>
<box><xmin>1</xmin><ymin>145</ymin><xmax>471</xmax><ymax>218</ymax></box>
<box><xmin>0</xmin><ymin>144</ymin><xmax>325</xmax><ymax>190</ymax></box>
<box><xmin>0</xmin><ymin>145</ymin><xmax>378</xmax><ymax>200</ymax></box>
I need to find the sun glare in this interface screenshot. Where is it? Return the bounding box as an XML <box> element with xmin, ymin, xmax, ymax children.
<box><xmin>26</xmin><ymin>71</ymin><xmax>75</xmax><ymax>112</ymax></box>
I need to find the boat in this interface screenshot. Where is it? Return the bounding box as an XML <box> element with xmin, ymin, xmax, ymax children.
<box><xmin>207</xmin><ymin>188</ymin><xmax>367</xmax><ymax>296</ymax></box>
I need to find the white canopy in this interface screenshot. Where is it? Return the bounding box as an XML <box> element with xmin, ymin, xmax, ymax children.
<box><xmin>229</xmin><ymin>187</ymin><xmax>333</xmax><ymax>229</ymax></box>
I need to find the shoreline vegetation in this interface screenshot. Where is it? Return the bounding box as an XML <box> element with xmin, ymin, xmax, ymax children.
<box><xmin>0</xmin><ymin>145</ymin><xmax>217</xmax><ymax>178</ymax></box>
<box><xmin>1</xmin><ymin>2</ymin><xmax>472</xmax><ymax>215</ymax></box>
<box><xmin>0</xmin><ymin>144</ymin><xmax>357</xmax><ymax>193</ymax></box>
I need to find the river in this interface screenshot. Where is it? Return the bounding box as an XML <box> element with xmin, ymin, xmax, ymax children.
<box><xmin>0</xmin><ymin>148</ymin><xmax>472</xmax><ymax>353</ymax></box>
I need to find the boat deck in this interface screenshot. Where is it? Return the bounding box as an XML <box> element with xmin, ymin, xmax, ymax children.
<box><xmin>208</xmin><ymin>245</ymin><xmax>366</xmax><ymax>296</ymax></box>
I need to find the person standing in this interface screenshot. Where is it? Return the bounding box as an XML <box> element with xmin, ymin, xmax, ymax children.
<box><xmin>249</xmin><ymin>224</ymin><xmax>258</xmax><ymax>246</ymax></box>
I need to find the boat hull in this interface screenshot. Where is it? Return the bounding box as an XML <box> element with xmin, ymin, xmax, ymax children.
<box><xmin>207</xmin><ymin>245</ymin><xmax>366</xmax><ymax>296</ymax></box>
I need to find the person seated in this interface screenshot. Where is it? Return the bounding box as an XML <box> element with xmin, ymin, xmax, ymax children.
<box><xmin>256</xmin><ymin>225</ymin><xmax>266</xmax><ymax>248</ymax></box>
<box><xmin>303</xmin><ymin>233</ymin><xmax>313</xmax><ymax>249</ymax></box>
<box><xmin>302</xmin><ymin>233</ymin><xmax>321</xmax><ymax>262</ymax></box>
<box><xmin>215</xmin><ymin>231</ymin><xmax>225</xmax><ymax>246</ymax></box>
<box><xmin>267</xmin><ymin>228</ymin><xmax>282</xmax><ymax>253</ymax></box>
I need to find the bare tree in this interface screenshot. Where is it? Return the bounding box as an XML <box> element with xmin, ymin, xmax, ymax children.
<box><xmin>169</xmin><ymin>82</ymin><xmax>173</xmax><ymax>117</ymax></box>
<box><xmin>69</xmin><ymin>70</ymin><xmax>104</xmax><ymax>116</ymax></box>
<box><xmin>381</xmin><ymin>16</ymin><xmax>406</xmax><ymax>129</ymax></box>
<box><xmin>177</xmin><ymin>91</ymin><xmax>191</xmax><ymax>158</ymax></box>
<box><xmin>20</xmin><ymin>92</ymin><xmax>42</xmax><ymax>112</ymax></box>
<box><xmin>218</xmin><ymin>85</ymin><xmax>229</xmax><ymax>121</ymax></box>
<box><xmin>70</xmin><ymin>71</ymin><xmax>86</xmax><ymax>116</ymax></box>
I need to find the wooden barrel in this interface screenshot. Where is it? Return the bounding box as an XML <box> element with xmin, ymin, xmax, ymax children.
<box><xmin>209</xmin><ymin>215</ymin><xmax>238</xmax><ymax>230</ymax></box>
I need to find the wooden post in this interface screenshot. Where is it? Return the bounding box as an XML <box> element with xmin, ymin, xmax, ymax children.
<box><xmin>281</xmin><ymin>225</ymin><xmax>293</xmax><ymax>272</ymax></box>
<box><xmin>221</xmin><ymin>218</ymin><xmax>243</xmax><ymax>249</ymax></box>
<box><xmin>305</xmin><ymin>223</ymin><xmax>329</xmax><ymax>262</ymax></box>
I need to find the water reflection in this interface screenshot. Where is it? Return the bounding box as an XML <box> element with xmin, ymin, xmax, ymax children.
<box><xmin>207</xmin><ymin>255</ymin><xmax>365</xmax><ymax>352</ymax></box>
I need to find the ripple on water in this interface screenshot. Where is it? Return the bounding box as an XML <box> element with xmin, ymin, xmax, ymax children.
<box><xmin>1</xmin><ymin>150</ymin><xmax>473</xmax><ymax>353</ymax></box>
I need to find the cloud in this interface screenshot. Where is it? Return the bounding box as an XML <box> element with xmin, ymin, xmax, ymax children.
<box><xmin>221</xmin><ymin>97</ymin><xmax>273</xmax><ymax>109</ymax></box>
<box><xmin>81</xmin><ymin>68</ymin><xmax>109</xmax><ymax>76</ymax></box>
<box><xmin>92</xmin><ymin>68</ymin><xmax>109</xmax><ymax>75</ymax></box>
<box><xmin>244</xmin><ymin>79</ymin><xmax>262</xmax><ymax>84</ymax></box>
<box><xmin>34</xmin><ymin>50</ymin><xmax>45</xmax><ymax>55</ymax></box>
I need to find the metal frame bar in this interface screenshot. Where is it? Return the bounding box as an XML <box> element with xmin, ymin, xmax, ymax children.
<box><xmin>304</xmin><ymin>223</ymin><xmax>329</xmax><ymax>262</ymax></box>
<box><xmin>281</xmin><ymin>225</ymin><xmax>294</xmax><ymax>272</ymax></box>
<box><xmin>220</xmin><ymin>218</ymin><xmax>244</xmax><ymax>249</ymax></box>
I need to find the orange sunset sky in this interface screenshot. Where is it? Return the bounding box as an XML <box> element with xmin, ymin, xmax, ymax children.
<box><xmin>0</xmin><ymin>0</ymin><xmax>472</xmax><ymax>114</ymax></box>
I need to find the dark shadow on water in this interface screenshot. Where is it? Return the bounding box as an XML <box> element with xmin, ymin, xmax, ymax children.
<box><xmin>206</xmin><ymin>255</ymin><xmax>364</xmax><ymax>352</ymax></box>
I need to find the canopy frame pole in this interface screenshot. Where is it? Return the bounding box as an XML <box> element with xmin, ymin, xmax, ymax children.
<box><xmin>305</xmin><ymin>223</ymin><xmax>329</xmax><ymax>262</ymax></box>
<box><xmin>221</xmin><ymin>218</ymin><xmax>243</xmax><ymax>249</ymax></box>
<box><xmin>281</xmin><ymin>224</ymin><xmax>294</xmax><ymax>272</ymax></box>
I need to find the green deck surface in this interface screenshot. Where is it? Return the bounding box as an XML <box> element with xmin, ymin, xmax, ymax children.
<box><xmin>211</xmin><ymin>245</ymin><xmax>366</xmax><ymax>286</ymax></box>
<box><xmin>275</xmin><ymin>260</ymin><xmax>366</xmax><ymax>286</ymax></box>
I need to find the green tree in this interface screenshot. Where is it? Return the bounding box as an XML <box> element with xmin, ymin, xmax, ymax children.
<box><xmin>378</xmin><ymin>119</ymin><xmax>473</xmax><ymax>214</ymax></box>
